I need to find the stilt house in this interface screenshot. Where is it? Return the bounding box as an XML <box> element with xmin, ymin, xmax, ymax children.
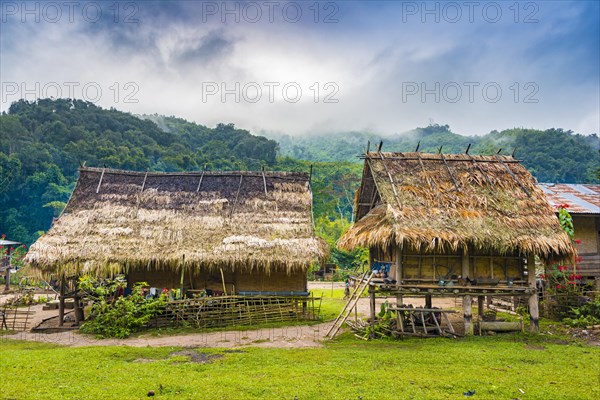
<box><xmin>338</xmin><ymin>152</ymin><xmax>575</xmax><ymax>334</ymax></box>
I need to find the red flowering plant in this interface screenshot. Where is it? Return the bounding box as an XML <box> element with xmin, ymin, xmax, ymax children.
<box><xmin>541</xmin><ymin>205</ymin><xmax>589</xmax><ymax>317</ymax></box>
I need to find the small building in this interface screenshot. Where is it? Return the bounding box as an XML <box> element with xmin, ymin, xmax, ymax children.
<box><xmin>26</xmin><ymin>167</ymin><xmax>328</xmax><ymax>295</ymax></box>
<box><xmin>1</xmin><ymin>238</ymin><xmax>22</xmax><ymax>291</ymax></box>
<box><xmin>338</xmin><ymin>152</ymin><xmax>574</xmax><ymax>334</ymax></box>
<box><xmin>538</xmin><ymin>183</ymin><xmax>600</xmax><ymax>287</ymax></box>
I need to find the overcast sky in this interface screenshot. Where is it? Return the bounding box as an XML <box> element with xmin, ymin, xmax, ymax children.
<box><xmin>1</xmin><ymin>1</ymin><xmax>598</xmax><ymax>136</ymax></box>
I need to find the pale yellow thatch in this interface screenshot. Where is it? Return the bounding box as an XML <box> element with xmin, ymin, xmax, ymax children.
<box><xmin>27</xmin><ymin>168</ymin><xmax>328</xmax><ymax>277</ymax></box>
<box><xmin>338</xmin><ymin>152</ymin><xmax>574</xmax><ymax>260</ymax></box>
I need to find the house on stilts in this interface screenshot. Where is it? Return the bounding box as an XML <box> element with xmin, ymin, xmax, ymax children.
<box><xmin>338</xmin><ymin>151</ymin><xmax>575</xmax><ymax>335</ymax></box>
<box><xmin>26</xmin><ymin>167</ymin><xmax>328</xmax><ymax>326</ymax></box>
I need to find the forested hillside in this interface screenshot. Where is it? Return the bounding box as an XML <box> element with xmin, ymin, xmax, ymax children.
<box><xmin>271</xmin><ymin>124</ymin><xmax>599</xmax><ymax>183</ymax></box>
<box><xmin>1</xmin><ymin>99</ymin><xmax>598</xmax><ymax>270</ymax></box>
<box><xmin>0</xmin><ymin>99</ymin><xmax>278</xmax><ymax>243</ymax></box>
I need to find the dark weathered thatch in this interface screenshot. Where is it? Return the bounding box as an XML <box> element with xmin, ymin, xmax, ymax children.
<box><xmin>338</xmin><ymin>152</ymin><xmax>574</xmax><ymax>260</ymax></box>
<box><xmin>27</xmin><ymin>167</ymin><xmax>328</xmax><ymax>277</ymax></box>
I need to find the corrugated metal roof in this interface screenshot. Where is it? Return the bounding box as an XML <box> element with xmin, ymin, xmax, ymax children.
<box><xmin>538</xmin><ymin>183</ymin><xmax>600</xmax><ymax>214</ymax></box>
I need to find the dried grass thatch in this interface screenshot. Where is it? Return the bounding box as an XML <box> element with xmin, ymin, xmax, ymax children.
<box><xmin>27</xmin><ymin>168</ymin><xmax>328</xmax><ymax>277</ymax></box>
<box><xmin>338</xmin><ymin>152</ymin><xmax>574</xmax><ymax>260</ymax></box>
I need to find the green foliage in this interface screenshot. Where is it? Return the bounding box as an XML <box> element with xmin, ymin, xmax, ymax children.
<box><xmin>557</xmin><ymin>206</ymin><xmax>574</xmax><ymax>239</ymax></box>
<box><xmin>273</xmin><ymin>124</ymin><xmax>600</xmax><ymax>184</ymax></box>
<box><xmin>79</xmin><ymin>275</ymin><xmax>165</xmax><ymax>339</ymax></box>
<box><xmin>563</xmin><ymin>296</ymin><xmax>600</xmax><ymax>327</ymax></box>
<box><xmin>515</xmin><ymin>306</ymin><xmax>531</xmax><ymax>325</ymax></box>
<box><xmin>0</xmin><ymin>99</ymin><xmax>278</xmax><ymax>244</ymax></box>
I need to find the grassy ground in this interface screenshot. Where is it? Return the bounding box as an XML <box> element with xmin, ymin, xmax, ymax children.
<box><xmin>1</xmin><ymin>332</ymin><xmax>598</xmax><ymax>400</ymax></box>
<box><xmin>2</xmin><ymin>292</ymin><xmax>598</xmax><ymax>399</ymax></box>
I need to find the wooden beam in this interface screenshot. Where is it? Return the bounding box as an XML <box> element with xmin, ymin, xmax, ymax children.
<box><xmin>416</xmin><ymin>153</ymin><xmax>435</xmax><ymax>191</ymax></box>
<box><xmin>378</xmin><ymin>152</ymin><xmax>403</xmax><ymax>209</ymax></box>
<box><xmin>467</xmin><ymin>154</ymin><xmax>493</xmax><ymax>186</ymax></box>
<box><xmin>494</xmin><ymin>155</ymin><xmax>531</xmax><ymax>197</ymax></box>
<box><xmin>440</xmin><ymin>153</ymin><xmax>460</xmax><ymax>192</ymax></box>
<box><xmin>140</xmin><ymin>170</ymin><xmax>149</xmax><ymax>192</ymax></box>
<box><xmin>261</xmin><ymin>167</ymin><xmax>268</xmax><ymax>195</ymax></box>
<box><xmin>361</xmin><ymin>155</ymin><xmax>522</xmax><ymax>163</ymax></box>
<box><xmin>96</xmin><ymin>168</ymin><xmax>105</xmax><ymax>194</ymax></box>
<box><xmin>196</xmin><ymin>170</ymin><xmax>205</xmax><ymax>193</ymax></box>
<box><xmin>229</xmin><ymin>174</ymin><xmax>244</xmax><ymax>218</ymax></box>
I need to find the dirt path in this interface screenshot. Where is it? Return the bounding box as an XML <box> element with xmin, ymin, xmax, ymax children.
<box><xmin>4</xmin><ymin>322</ymin><xmax>334</xmax><ymax>348</ymax></box>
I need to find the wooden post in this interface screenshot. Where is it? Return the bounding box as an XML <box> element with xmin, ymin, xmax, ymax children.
<box><xmin>528</xmin><ymin>254</ymin><xmax>539</xmax><ymax>333</ymax></box>
<box><xmin>396</xmin><ymin>293</ymin><xmax>403</xmax><ymax>307</ymax></box>
<box><xmin>3</xmin><ymin>247</ymin><xmax>10</xmax><ymax>291</ymax></box>
<box><xmin>369</xmin><ymin>285</ymin><xmax>376</xmax><ymax>329</ymax></box>
<box><xmin>72</xmin><ymin>294</ymin><xmax>80</xmax><ymax>326</ymax></box>
<box><xmin>464</xmin><ymin>295</ymin><xmax>473</xmax><ymax>335</ymax></box>
<box><xmin>58</xmin><ymin>277</ymin><xmax>66</xmax><ymax>327</ymax></box>
<box><xmin>462</xmin><ymin>249</ymin><xmax>473</xmax><ymax>335</ymax></box>
<box><xmin>395</xmin><ymin>247</ymin><xmax>402</xmax><ymax>282</ymax></box>
<box><xmin>425</xmin><ymin>294</ymin><xmax>432</xmax><ymax>309</ymax></box>
<box><xmin>478</xmin><ymin>296</ymin><xmax>485</xmax><ymax>318</ymax></box>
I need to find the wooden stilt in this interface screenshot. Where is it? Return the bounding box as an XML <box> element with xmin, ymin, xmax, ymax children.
<box><xmin>463</xmin><ymin>295</ymin><xmax>473</xmax><ymax>335</ymax></box>
<box><xmin>478</xmin><ymin>296</ymin><xmax>485</xmax><ymax>318</ymax></box>
<box><xmin>528</xmin><ymin>255</ymin><xmax>539</xmax><ymax>333</ymax></box>
<box><xmin>58</xmin><ymin>277</ymin><xmax>66</xmax><ymax>327</ymax></box>
<box><xmin>74</xmin><ymin>294</ymin><xmax>80</xmax><ymax>325</ymax></box>
<box><xmin>462</xmin><ymin>248</ymin><xmax>473</xmax><ymax>335</ymax></box>
<box><xmin>369</xmin><ymin>285</ymin><xmax>376</xmax><ymax>329</ymax></box>
<box><xmin>396</xmin><ymin>293</ymin><xmax>403</xmax><ymax>307</ymax></box>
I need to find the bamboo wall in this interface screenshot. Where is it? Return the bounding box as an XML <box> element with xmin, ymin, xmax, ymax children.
<box><xmin>127</xmin><ymin>268</ymin><xmax>306</xmax><ymax>293</ymax></box>
<box><xmin>573</xmin><ymin>215</ymin><xmax>600</xmax><ymax>278</ymax></box>
<box><xmin>371</xmin><ymin>245</ymin><xmax>526</xmax><ymax>285</ymax></box>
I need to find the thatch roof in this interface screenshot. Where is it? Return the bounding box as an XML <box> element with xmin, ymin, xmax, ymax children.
<box><xmin>338</xmin><ymin>152</ymin><xmax>574</xmax><ymax>260</ymax></box>
<box><xmin>27</xmin><ymin>167</ymin><xmax>328</xmax><ymax>277</ymax></box>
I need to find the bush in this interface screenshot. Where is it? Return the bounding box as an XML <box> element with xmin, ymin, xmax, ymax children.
<box><xmin>563</xmin><ymin>296</ymin><xmax>600</xmax><ymax>328</ymax></box>
<box><xmin>79</xmin><ymin>276</ymin><xmax>165</xmax><ymax>338</ymax></box>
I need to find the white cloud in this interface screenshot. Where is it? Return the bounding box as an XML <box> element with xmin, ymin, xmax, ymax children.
<box><xmin>1</xmin><ymin>1</ymin><xmax>598</xmax><ymax>136</ymax></box>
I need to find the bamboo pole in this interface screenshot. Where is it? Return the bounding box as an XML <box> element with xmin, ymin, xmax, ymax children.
<box><xmin>58</xmin><ymin>277</ymin><xmax>66</xmax><ymax>327</ymax></box>
<box><xmin>462</xmin><ymin>249</ymin><xmax>473</xmax><ymax>335</ymax></box>
<box><xmin>220</xmin><ymin>268</ymin><xmax>227</xmax><ymax>296</ymax></box>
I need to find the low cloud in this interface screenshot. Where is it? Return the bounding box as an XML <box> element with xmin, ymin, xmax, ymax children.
<box><xmin>1</xmin><ymin>1</ymin><xmax>598</xmax><ymax>136</ymax></box>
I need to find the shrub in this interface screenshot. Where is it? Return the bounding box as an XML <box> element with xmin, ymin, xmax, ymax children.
<box><xmin>79</xmin><ymin>276</ymin><xmax>165</xmax><ymax>338</ymax></box>
<box><xmin>563</xmin><ymin>296</ymin><xmax>600</xmax><ymax>328</ymax></box>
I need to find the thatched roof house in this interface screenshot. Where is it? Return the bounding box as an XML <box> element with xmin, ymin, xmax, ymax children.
<box><xmin>27</xmin><ymin>167</ymin><xmax>327</xmax><ymax>293</ymax></box>
<box><xmin>338</xmin><ymin>151</ymin><xmax>575</xmax><ymax>334</ymax></box>
<box><xmin>339</xmin><ymin>152</ymin><xmax>573</xmax><ymax>260</ymax></box>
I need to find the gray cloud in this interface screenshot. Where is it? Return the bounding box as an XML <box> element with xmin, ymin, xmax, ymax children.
<box><xmin>0</xmin><ymin>1</ymin><xmax>598</xmax><ymax>137</ymax></box>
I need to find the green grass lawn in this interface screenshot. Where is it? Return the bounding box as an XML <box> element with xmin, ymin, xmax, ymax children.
<box><xmin>1</xmin><ymin>333</ymin><xmax>598</xmax><ymax>400</ymax></box>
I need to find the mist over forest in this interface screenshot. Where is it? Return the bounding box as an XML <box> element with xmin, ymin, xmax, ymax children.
<box><xmin>1</xmin><ymin>99</ymin><xmax>598</xmax><ymax>265</ymax></box>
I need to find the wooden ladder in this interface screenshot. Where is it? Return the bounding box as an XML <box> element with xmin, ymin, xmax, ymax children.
<box><xmin>326</xmin><ymin>272</ymin><xmax>375</xmax><ymax>338</ymax></box>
